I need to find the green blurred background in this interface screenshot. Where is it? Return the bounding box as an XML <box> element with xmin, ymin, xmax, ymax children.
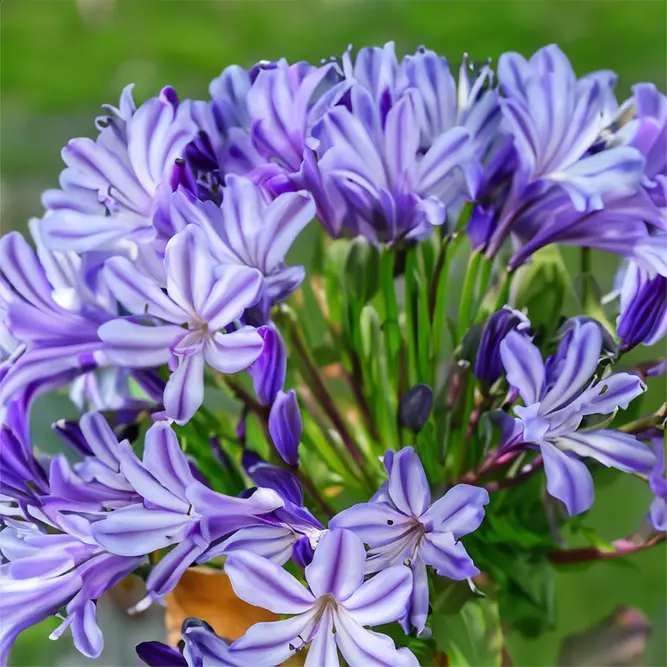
<box><xmin>1</xmin><ymin>1</ymin><xmax>666</xmax><ymax>665</ymax></box>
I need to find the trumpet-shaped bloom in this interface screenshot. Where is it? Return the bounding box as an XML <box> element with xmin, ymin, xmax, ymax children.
<box><xmin>43</xmin><ymin>411</ymin><xmax>141</xmax><ymax>513</ymax></box>
<box><xmin>0</xmin><ymin>223</ymin><xmax>116</xmax><ymax>406</ymax></box>
<box><xmin>342</xmin><ymin>43</ymin><xmax>500</xmax><ymax>158</ymax></box>
<box><xmin>89</xmin><ymin>420</ymin><xmax>283</xmax><ymax>597</ymax></box>
<box><xmin>469</xmin><ymin>45</ymin><xmax>658</xmax><ymax>269</ymax></box>
<box><xmin>0</xmin><ymin>510</ymin><xmax>144</xmax><ymax>663</ymax></box>
<box><xmin>40</xmin><ymin>86</ymin><xmax>197</xmax><ymax>257</ymax></box>
<box><xmin>304</xmin><ymin>89</ymin><xmax>479</xmax><ymax>243</ymax></box>
<box><xmin>168</xmin><ymin>175</ymin><xmax>315</xmax><ymax>321</ymax></box>
<box><xmin>500</xmin><ymin>320</ymin><xmax>656</xmax><ymax>515</ymax></box>
<box><xmin>225</xmin><ymin>529</ymin><xmax>418</xmax><ymax>667</ymax></box>
<box><xmin>330</xmin><ymin>447</ymin><xmax>489</xmax><ymax>633</ymax></box>
<box><xmin>99</xmin><ymin>225</ymin><xmax>264</xmax><ymax>423</ymax></box>
<box><xmin>497</xmin><ymin>45</ymin><xmax>642</xmax><ymax>212</ymax></box>
<box><xmin>213</xmin><ymin>455</ymin><xmax>323</xmax><ymax>567</ymax></box>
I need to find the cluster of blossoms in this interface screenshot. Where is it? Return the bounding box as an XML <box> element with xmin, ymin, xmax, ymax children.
<box><xmin>1</xmin><ymin>42</ymin><xmax>665</xmax><ymax>667</ymax></box>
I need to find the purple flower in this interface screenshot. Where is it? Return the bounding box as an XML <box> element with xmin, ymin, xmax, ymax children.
<box><xmin>500</xmin><ymin>319</ymin><xmax>656</xmax><ymax>515</ymax></box>
<box><xmin>0</xmin><ymin>274</ymin><xmax>20</xmax><ymax>382</ymax></box>
<box><xmin>498</xmin><ymin>45</ymin><xmax>642</xmax><ymax>212</ymax></box>
<box><xmin>622</xmin><ymin>83</ymin><xmax>666</xmax><ymax>210</ymax></box>
<box><xmin>44</xmin><ymin>412</ymin><xmax>141</xmax><ymax>513</ymax></box>
<box><xmin>300</xmin><ymin>53</ymin><xmax>484</xmax><ymax>242</ymax></box>
<box><xmin>39</xmin><ymin>86</ymin><xmax>197</xmax><ymax>257</ymax></box>
<box><xmin>185</xmin><ymin>59</ymin><xmax>346</xmax><ymax>196</ymax></box>
<box><xmin>99</xmin><ymin>224</ymin><xmax>264</xmax><ymax>424</ymax></box>
<box><xmin>168</xmin><ymin>175</ymin><xmax>315</xmax><ymax>321</ymax></box>
<box><xmin>268</xmin><ymin>390</ymin><xmax>303</xmax><ymax>466</ymax></box>
<box><xmin>0</xmin><ymin>400</ymin><xmax>49</xmax><ymax>504</ymax></box>
<box><xmin>0</xmin><ymin>510</ymin><xmax>144</xmax><ymax>662</ymax></box>
<box><xmin>648</xmin><ymin>438</ymin><xmax>666</xmax><ymax>532</ymax></box>
<box><xmin>0</xmin><ymin>223</ymin><xmax>115</xmax><ymax>407</ymax></box>
<box><xmin>470</xmin><ymin>45</ymin><xmax>659</xmax><ymax>270</ymax></box>
<box><xmin>617</xmin><ymin>263</ymin><xmax>667</xmax><ymax>351</ymax></box>
<box><xmin>225</xmin><ymin>529</ymin><xmax>418</xmax><ymax>666</ymax></box>
<box><xmin>505</xmin><ymin>188</ymin><xmax>667</xmax><ymax>275</ymax></box>
<box><xmin>474</xmin><ymin>306</ymin><xmax>531</xmax><ymax>385</ymax></box>
<box><xmin>343</xmin><ymin>43</ymin><xmax>500</xmax><ymax>159</ymax></box>
<box><xmin>248</xmin><ymin>325</ymin><xmax>287</xmax><ymax>405</ymax></box>
<box><xmin>137</xmin><ymin>618</ymin><xmax>237</xmax><ymax>667</ymax></box>
<box><xmin>330</xmin><ymin>447</ymin><xmax>488</xmax><ymax>633</ymax></box>
<box><xmin>210</xmin><ymin>455</ymin><xmax>323</xmax><ymax>567</ymax></box>
<box><xmin>88</xmin><ymin>420</ymin><xmax>283</xmax><ymax>597</ymax></box>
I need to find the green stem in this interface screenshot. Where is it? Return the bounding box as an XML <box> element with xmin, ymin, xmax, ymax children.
<box><xmin>473</xmin><ymin>256</ymin><xmax>493</xmax><ymax>323</ymax></box>
<box><xmin>581</xmin><ymin>247</ymin><xmax>592</xmax><ymax>306</ymax></box>
<box><xmin>619</xmin><ymin>403</ymin><xmax>667</xmax><ymax>434</ymax></box>
<box><xmin>493</xmin><ymin>269</ymin><xmax>514</xmax><ymax>311</ymax></box>
<box><xmin>456</xmin><ymin>250</ymin><xmax>482</xmax><ymax>343</ymax></box>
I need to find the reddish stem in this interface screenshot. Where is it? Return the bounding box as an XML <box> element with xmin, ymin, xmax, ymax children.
<box><xmin>548</xmin><ymin>533</ymin><xmax>666</xmax><ymax>565</ymax></box>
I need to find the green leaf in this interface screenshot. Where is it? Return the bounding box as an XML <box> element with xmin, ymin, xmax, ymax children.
<box><xmin>379</xmin><ymin>249</ymin><xmax>402</xmax><ymax>371</ymax></box>
<box><xmin>431</xmin><ymin>578</ymin><xmax>479</xmax><ymax>615</ymax></box>
<box><xmin>432</xmin><ymin>596</ymin><xmax>503</xmax><ymax>666</ymax></box>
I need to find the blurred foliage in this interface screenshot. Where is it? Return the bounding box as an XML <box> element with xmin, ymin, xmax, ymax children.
<box><xmin>2</xmin><ymin>1</ymin><xmax>666</xmax><ymax>665</ymax></box>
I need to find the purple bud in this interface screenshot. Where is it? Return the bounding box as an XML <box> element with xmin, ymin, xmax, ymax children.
<box><xmin>292</xmin><ymin>534</ymin><xmax>315</xmax><ymax>568</ymax></box>
<box><xmin>136</xmin><ymin>642</ymin><xmax>187</xmax><ymax>667</ymax></box>
<box><xmin>268</xmin><ymin>390</ymin><xmax>302</xmax><ymax>466</ymax></box>
<box><xmin>248</xmin><ymin>326</ymin><xmax>287</xmax><ymax>406</ymax></box>
<box><xmin>398</xmin><ymin>383</ymin><xmax>433</xmax><ymax>433</ymax></box>
<box><xmin>617</xmin><ymin>267</ymin><xmax>667</xmax><ymax>352</ymax></box>
<box><xmin>474</xmin><ymin>306</ymin><xmax>531</xmax><ymax>385</ymax></box>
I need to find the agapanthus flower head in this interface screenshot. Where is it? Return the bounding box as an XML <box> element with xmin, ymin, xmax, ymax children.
<box><xmin>99</xmin><ymin>224</ymin><xmax>265</xmax><ymax>423</ymax></box>
<box><xmin>331</xmin><ymin>447</ymin><xmax>489</xmax><ymax>633</ymax></box>
<box><xmin>617</xmin><ymin>262</ymin><xmax>667</xmax><ymax>351</ymax></box>
<box><xmin>500</xmin><ymin>319</ymin><xmax>656</xmax><ymax>515</ymax></box>
<box><xmin>224</xmin><ymin>528</ymin><xmax>419</xmax><ymax>666</ymax></box>
<box><xmin>39</xmin><ymin>85</ymin><xmax>197</xmax><ymax>261</ymax></box>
